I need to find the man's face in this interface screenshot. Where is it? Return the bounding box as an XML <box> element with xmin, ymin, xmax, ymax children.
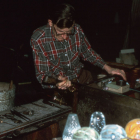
<box><xmin>53</xmin><ymin>24</ymin><xmax>74</xmax><ymax>41</ymax></box>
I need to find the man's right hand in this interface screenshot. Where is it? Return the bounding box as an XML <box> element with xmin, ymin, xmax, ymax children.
<box><xmin>56</xmin><ymin>76</ymin><xmax>71</xmax><ymax>90</ymax></box>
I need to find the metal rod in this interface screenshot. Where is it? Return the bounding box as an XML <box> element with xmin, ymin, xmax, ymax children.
<box><xmin>0</xmin><ymin>119</ymin><xmax>16</xmax><ymax>126</ymax></box>
<box><xmin>129</xmin><ymin>88</ymin><xmax>140</xmax><ymax>93</ymax></box>
<box><xmin>11</xmin><ymin>110</ymin><xmax>30</xmax><ymax>121</ymax></box>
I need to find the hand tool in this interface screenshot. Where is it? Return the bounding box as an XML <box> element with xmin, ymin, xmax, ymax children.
<box><xmin>43</xmin><ymin>100</ymin><xmax>63</xmax><ymax>109</ymax></box>
<box><xmin>0</xmin><ymin>119</ymin><xmax>16</xmax><ymax>126</ymax></box>
<box><xmin>0</xmin><ymin>113</ymin><xmax>22</xmax><ymax>124</ymax></box>
<box><xmin>31</xmin><ymin>102</ymin><xmax>48</xmax><ymax>108</ymax></box>
<box><xmin>11</xmin><ymin>109</ymin><xmax>30</xmax><ymax>121</ymax></box>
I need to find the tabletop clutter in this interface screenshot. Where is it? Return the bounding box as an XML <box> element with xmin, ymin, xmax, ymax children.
<box><xmin>61</xmin><ymin>112</ymin><xmax>140</xmax><ymax>140</ymax></box>
<box><xmin>0</xmin><ymin>82</ymin><xmax>140</xmax><ymax>139</ymax></box>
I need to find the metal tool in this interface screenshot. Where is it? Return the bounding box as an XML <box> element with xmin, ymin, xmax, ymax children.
<box><xmin>22</xmin><ymin>110</ymin><xmax>34</xmax><ymax>116</ymax></box>
<box><xmin>130</xmin><ymin>88</ymin><xmax>140</xmax><ymax>93</ymax></box>
<box><xmin>43</xmin><ymin>100</ymin><xmax>62</xmax><ymax>109</ymax></box>
<box><xmin>11</xmin><ymin>109</ymin><xmax>30</xmax><ymax>121</ymax></box>
<box><xmin>0</xmin><ymin>119</ymin><xmax>16</xmax><ymax>126</ymax></box>
<box><xmin>31</xmin><ymin>102</ymin><xmax>47</xmax><ymax>108</ymax></box>
<box><xmin>15</xmin><ymin>105</ymin><xmax>34</xmax><ymax>116</ymax></box>
<box><xmin>43</xmin><ymin>75</ymin><xmax>115</xmax><ymax>92</ymax></box>
<box><xmin>0</xmin><ymin>113</ymin><xmax>22</xmax><ymax>124</ymax></box>
<box><xmin>53</xmin><ymin>95</ymin><xmax>67</xmax><ymax>105</ymax></box>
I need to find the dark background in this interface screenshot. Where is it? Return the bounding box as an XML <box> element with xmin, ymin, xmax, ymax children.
<box><xmin>0</xmin><ymin>0</ymin><xmax>134</xmax><ymax>89</ymax></box>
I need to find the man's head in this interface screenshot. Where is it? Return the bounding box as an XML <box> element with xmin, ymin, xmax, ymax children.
<box><xmin>48</xmin><ymin>3</ymin><xmax>75</xmax><ymax>40</ymax></box>
<box><xmin>49</xmin><ymin>3</ymin><xmax>75</xmax><ymax>29</ymax></box>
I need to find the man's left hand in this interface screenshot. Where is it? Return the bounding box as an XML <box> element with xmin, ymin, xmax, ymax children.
<box><xmin>103</xmin><ymin>64</ymin><xmax>127</xmax><ymax>81</ymax></box>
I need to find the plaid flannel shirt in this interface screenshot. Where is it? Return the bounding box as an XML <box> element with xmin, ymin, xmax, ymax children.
<box><xmin>30</xmin><ymin>23</ymin><xmax>105</xmax><ymax>88</ymax></box>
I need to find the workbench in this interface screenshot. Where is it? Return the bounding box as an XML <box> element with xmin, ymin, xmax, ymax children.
<box><xmin>0</xmin><ymin>99</ymin><xmax>71</xmax><ymax>140</ymax></box>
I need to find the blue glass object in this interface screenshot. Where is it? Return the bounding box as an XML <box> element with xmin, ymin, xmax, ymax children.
<box><xmin>100</xmin><ymin>124</ymin><xmax>127</xmax><ymax>140</ymax></box>
<box><xmin>62</xmin><ymin>113</ymin><xmax>81</xmax><ymax>140</ymax></box>
<box><xmin>89</xmin><ymin>111</ymin><xmax>106</xmax><ymax>134</ymax></box>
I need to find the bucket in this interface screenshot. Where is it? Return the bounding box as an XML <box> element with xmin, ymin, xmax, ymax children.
<box><xmin>0</xmin><ymin>82</ymin><xmax>16</xmax><ymax>111</ymax></box>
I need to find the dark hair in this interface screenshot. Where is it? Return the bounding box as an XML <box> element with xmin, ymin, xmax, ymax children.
<box><xmin>49</xmin><ymin>3</ymin><xmax>75</xmax><ymax>28</ymax></box>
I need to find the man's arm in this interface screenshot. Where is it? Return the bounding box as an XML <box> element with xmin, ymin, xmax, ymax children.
<box><xmin>79</xmin><ymin>26</ymin><xmax>126</xmax><ymax>81</ymax></box>
<box><xmin>30</xmin><ymin>39</ymin><xmax>69</xmax><ymax>88</ymax></box>
<box><xmin>79</xmin><ymin>27</ymin><xmax>105</xmax><ymax>68</ymax></box>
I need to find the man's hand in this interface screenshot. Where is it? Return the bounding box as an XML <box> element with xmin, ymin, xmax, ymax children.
<box><xmin>56</xmin><ymin>76</ymin><xmax>71</xmax><ymax>90</ymax></box>
<box><xmin>103</xmin><ymin>64</ymin><xmax>127</xmax><ymax>81</ymax></box>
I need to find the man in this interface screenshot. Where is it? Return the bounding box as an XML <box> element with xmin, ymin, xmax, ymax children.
<box><xmin>30</xmin><ymin>3</ymin><xmax>126</xmax><ymax>90</ymax></box>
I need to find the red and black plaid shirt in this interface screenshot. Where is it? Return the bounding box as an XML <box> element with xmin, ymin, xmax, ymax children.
<box><xmin>30</xmin><ymin>23</ymin><xmax>105</xmax><ymax>88</ymax></box>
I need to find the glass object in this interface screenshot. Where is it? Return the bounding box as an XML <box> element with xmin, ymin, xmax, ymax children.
<box><xmin>89</xmin><ymin>111</ymin><xmax>106</xmax><ymax>134</ymax></box>
<box><xmin>100</xmin><ymin>124</ymin><xmax>127</xmax><ymax>140</ymax></box>
<box><xmin>72</xmin><ymin>127</ymin><xmax>99</xmax><ymax>140</ymax></box>
<box><xmin>125</xmin><ymin>118</ymin><xmax>140</xmax><ymax>139</ymax></box>
<box><xmin>62</xmin><ymin>113</ymin><xmax>81</xmax><ymax>140</ymax></box>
